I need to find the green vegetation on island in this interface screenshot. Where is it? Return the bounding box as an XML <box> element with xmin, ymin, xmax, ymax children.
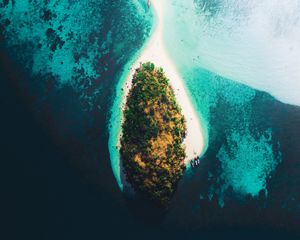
<box><xmin>120</xmin><ymin>62</ymin><xmax>187</xmax><ymax>207</ymax></box>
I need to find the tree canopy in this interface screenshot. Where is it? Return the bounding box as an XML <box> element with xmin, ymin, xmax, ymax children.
<box><xmin>120</xmin><ymin>62</ymin><xmax>187</xmax><ymax>207</ymax></box>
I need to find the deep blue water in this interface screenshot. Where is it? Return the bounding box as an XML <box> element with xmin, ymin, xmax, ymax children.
<box><xmin>1</xmin><ymin>0</ymin><xmax>300</xmax><ymax>239</ymax></box>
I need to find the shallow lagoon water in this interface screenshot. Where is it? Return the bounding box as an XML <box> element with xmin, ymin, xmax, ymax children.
<box><xmin>1</xmin><ymin>0</ymin><xmax>300</xmax><ymax>235</ymax></box>
<box><xmin>163</xmin><ymin>0</ymin><xmax>300</xmax><ymax>105</ymax></box>
<box><xmin>109</xmin><ymin>0</ymin><xmax>289</xmax><ymax>201</ymax></box>
<box><xmin>161</xmin><ymin>0</ymin><xmax>298</xmax><ymax>200</ymax></box>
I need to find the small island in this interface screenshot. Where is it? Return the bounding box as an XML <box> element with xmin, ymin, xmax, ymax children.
<box><xmin>120</xmin><ymin>62</ymin><xmax>187</xmax><ymax>207</ymax></box>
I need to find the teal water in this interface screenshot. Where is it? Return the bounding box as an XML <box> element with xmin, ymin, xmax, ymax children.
<box><xmin>1</xmin><ymin>0</ymin><xmax>300</xmax><ymax>233</ymax></box>
<box><xmin>161</xmin><ymin>0</ymin><xmax>285</xmax><ymax>201</ymax></box>
<box><xmin>163</xmin><ymin>0</ymin><xmax>300</xmax><ymax>105</ymax></box>
<box><xmin>0</xmin><ymin>0</ymin><xmax>152</xmax><ymax>110</ymax></box>
<box><xmin>0</xmin><ymin>0</ymin><xmax>287</xmax><ymax>201</ymax></box>
<box><xmin>108</xmin><ymin>0</ymin><xmax>285</xmax><ymax>200</ymax></box>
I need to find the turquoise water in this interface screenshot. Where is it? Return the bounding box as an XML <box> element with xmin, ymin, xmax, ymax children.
<box><xmin>161</xmin><ymin>0</ymin><xmax>286</xmax><ymax>201</ymax></box>
<box><xmin>1</xmin><ymin>0</ymin><xmax>299</xmax><ymax>225</ymax></box>
<box><xmin>1</xmin><ymin>0</ymin><xmax>300</xmax><ymax>234</ymax></box>
<box><xmin>163</xmin><ymin>0</ymin><xmax>300</xmax><ymax>105</ymax></box>
<box><xmin>0</xmin><ymin>0</ymin><xmax>287</xmax><ymax>201</ymax></box>
<box><xmin>177</xmin><ymin>69</ymin><xmax>282</xmax><ymax>203</ymax></box>
<box><xmin>104</xmin><ymin>0</ymin><xmax>291</xmax><ymax>204</ymax></box>
<box><xmin>108</xmin><ymin>0</ymin><xmax>285</xmax><ymax>201</ymax></box>
<box><xmin>0</xmin><ymin>0</ymin><xmax>152</xmax><ymax>110</ymax></box>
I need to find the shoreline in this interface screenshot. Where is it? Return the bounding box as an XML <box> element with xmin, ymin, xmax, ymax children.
<box><xmin>114</xmin><ymin>0</ymin><xmax>205</xmax><ymax>189</ymax></box>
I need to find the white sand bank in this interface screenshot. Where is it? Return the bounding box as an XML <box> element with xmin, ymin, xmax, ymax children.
<box><xmin>118</xmin><ymin>0</ymin><xmax>205</xmax><ymax>167</ymax></box>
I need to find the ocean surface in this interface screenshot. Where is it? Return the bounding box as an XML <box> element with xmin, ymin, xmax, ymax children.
<box><xmin>1</xmin><ymin>0</ymin><xmax>300</xmax><ymax>238</ymax></box>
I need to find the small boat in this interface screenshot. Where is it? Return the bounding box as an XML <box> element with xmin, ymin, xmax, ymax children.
<box><xmin>147</xmin><ymin>0</ymin><xmax>151</xmax><ymax>8</ymax></box>
<box><xmin>191</xmin><ymin>157</ymin><xmax>200</xmax><ymax>168</ymax></box>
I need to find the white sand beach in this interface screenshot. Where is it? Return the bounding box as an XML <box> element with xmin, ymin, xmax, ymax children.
<box><xmin>118</xmin><ymin>0</ymin><xmax>205</xmax><ymax>166</ymax></box>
